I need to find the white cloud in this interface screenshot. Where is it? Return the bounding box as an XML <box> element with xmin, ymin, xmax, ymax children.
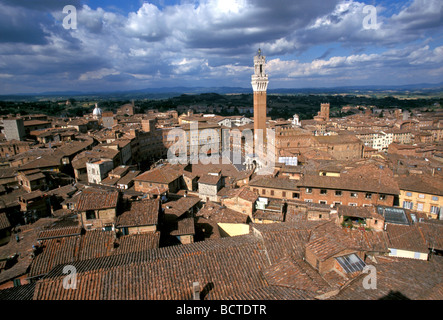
<box><xmin>0</xmin><ymin>0</ymin><xmax>442</xmax><ymax>93</ymax></box>
<box><xmin>79</xmin><ymin>68</ymin><xmax>120</xmax><ymax>81</ymax></box>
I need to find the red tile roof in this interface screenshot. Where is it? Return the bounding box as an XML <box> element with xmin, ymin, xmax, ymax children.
<box><xmin>37</xmin><ymin>226</ymin><xmax>82</xmax><ymax>240</ymax></box>
<box><xmin>196</xmin><ymin>202</ymin><xmax>249</xmax><ymax>224</ymax></box>
<box><xmin>134</xmin><ymin>167</ymin><xmax>182</xmax><ymax>184</ymax></box>
<box><xmin>386</xmin><ymin>224</ymin><xmax>429</xmax><ymax>253</ymax></box>
<box><xmin>113</xmin><ymin>232</ymin><xmax>160</xmax><ymax>255</ymax></box>
<box><xmin>76</xmin><ymin>189</ymin><xmax>119</xmax><ymax>211</ymax></box>
<box><xmin>0</xmin><ymin>212</ymin><xmax>11</xmax><ymax>230</ymax></box>
<box><xmin>116</xmin><ymin>199</ymin><xmax>159</xmax><ymax>227</ymax></box>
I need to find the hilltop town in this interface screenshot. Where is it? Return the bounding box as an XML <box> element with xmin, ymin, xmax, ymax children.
<box><xmin>0</xmin><ymin>52</ymin><xmax>442</xmax><ymax>301</ymax></box>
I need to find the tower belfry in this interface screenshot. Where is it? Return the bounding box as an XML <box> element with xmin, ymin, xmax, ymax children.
<box><xmin>251</xmin><ymin>48</ymin><xmax>268</xmax><ymax>137</ymax></box>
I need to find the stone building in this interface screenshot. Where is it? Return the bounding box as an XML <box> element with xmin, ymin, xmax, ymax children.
<box><xmin>76</xmin><ymin>188</ymin><xmax>120</xmax><ymax>230</ymax></box>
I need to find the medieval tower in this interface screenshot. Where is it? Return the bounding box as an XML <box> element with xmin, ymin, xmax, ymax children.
<box><xmin>251</xmin><ymin>49</ymin><xmax>269</xmax><ymax>141</ymax></box>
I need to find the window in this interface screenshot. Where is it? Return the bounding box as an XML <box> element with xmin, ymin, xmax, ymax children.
<box><xmin>320</xmin><ymin>189</ymin><xmax>327</xmax><ymax>195</ymax></box>
<box><xmin>270</xmin><ymin>190</ymin><xmax>274</xmax><ymax>196</ymax></box>
<box><xmin>335</xmin><ymin>190</ymin><xmax>342</xmax><ymax>196</ymax></box>
<box><xmin>305</xmin><ymin>199</ymin><xmax>313</xmax><ymax>203</ymax></box>
<box><xmin>292</xmin><ymin>192</ymin><xmax>300</xmax><ymax>199</ymax></box>
<box><xmin>418</xmin><ymin>194</ymin><xmax>425</xmax><ymax>199</ymax></box>
<box><xmin>262</xmin><ymin>189</ymin><xmax>266</xmax><ymax>195</ymax></box>
<box><xmin>319</xmin><ymin>200</ymin><xmax>327</xmax><ymax>205</ymax></box>
<box><xmin>306</xmin><ymin>188</ymin><xmax>312</xmax><ymax>194</ymax></box>
<box><xmin>403</xmin><ymin>201</ymin><xmax>413</xmax><ymax>209</ymax></box>
<box><xmin>365</xmin><ymin>193</ymin><xmax>372</xmax><ymax>199</ymax></box>
<box><xmin>349</xmin><ymin>203</ymin><xmax>357</xmax><ymax>206</ymax></box>
<box><xmin>334</xmin><ymin>201</ymin><xmax>342</xmax><ymax>206</ymax></box>
<box><xmin>431</xmin><ymin>206</ymin><xmax>440</xmax><ymax>215</ymax></box>
<box><xmin>86</xmin><ymin>210</ymin><xmax>96</xmax><ymax>220</ymax></box>
<box><xmin>379</xmin><ymin>194</ymin><xmax>386</xmax><ymax>200</ymax></box>
<box><xmin>406</xmin><ymin>192</ymin><xmax>412</xmax><ymax>197</ymax></box>
<box><xmin>431</xmin><ymin>196</ymin><xmax>439</xmax><ymax>201</ymax></box>
<box><xmin>282</xmin><ymin>191</ymin><xmax>286</xmax><ymax>198</ymax></box>
<box><xmin>350</xmin><ymin>192</ymin><xmax>358</xmax><ymax>198</ymax></box>
<box><xmin>417</xmin><ymin>203</ymin><xmax>424</xmax><ymax>211</ymax></box>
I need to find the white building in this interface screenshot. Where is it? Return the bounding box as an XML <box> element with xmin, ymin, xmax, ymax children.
<box><xmin>86</xmin><ymin>159</ymin><xmax>114</xmax><ymax>184</ymax></box>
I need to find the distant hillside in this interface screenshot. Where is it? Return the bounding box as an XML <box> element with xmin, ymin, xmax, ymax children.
<box><xmin>1</xmin><ymin>82</ymin><xmax>442</xmax><ymax>102</ymax></box>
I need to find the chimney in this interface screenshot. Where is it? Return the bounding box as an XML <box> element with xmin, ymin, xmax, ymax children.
<box><xmin>192</xmin><ymin>282</ymin><xmax>200</xmax><ymax>300</ymax></box>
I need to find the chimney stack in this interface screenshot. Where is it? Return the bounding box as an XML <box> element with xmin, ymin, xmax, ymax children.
<box><xmin>192</xmin><ymin>282</ymin><xmax>200</xmax><ymax>300</ymax></box>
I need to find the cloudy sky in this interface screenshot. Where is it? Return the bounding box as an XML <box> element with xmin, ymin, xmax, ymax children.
<box><xmin>0</xmin><ymin>0</ymin><xmax>442</xmax><ymax>94</ymax></box>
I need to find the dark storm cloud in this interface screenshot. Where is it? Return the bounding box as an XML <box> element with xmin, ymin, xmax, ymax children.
<box><xmin>1</xmin><ymin>0</ymin><xmax>82</xmax><ymax>11</ymax></box>
<box><xmin>1</xmin><ymin>0</ymin><xmax>443</xmax><ymax>94</ymax></box>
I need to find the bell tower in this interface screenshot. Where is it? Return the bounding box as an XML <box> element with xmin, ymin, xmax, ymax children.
<box><xmin>251</xmin><ymin>48</ymin><xmax>268</xmax><ymax>139</ymax></box>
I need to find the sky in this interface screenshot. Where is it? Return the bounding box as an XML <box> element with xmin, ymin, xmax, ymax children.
<box><xmin>0</xmin><ymin>0</ymin><xmax>442</xmax><ymax>94</ymax></box>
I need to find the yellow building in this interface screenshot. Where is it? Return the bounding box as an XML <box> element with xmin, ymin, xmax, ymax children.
<box><xmin>396</xmin><ymin>174</ymin><xmax>443</xmax><ymax>219</ymax></box>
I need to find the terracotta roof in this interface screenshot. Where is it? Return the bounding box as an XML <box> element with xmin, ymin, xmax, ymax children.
<box><xmin>29</xmin><ymin>236</ymin><xmax>80</xmax><ymax>278</ymax></box>
<box><xmin>305</xmin><ymin>221</ymin><xmax>364</xmax><ymax>261</ymax></box>
<box><xmin>77</xmin><ymin>230</ymin><xmax>115</xmax><ymax>261</ymax></box>
<box><xmin>134</xmin><ymin>166</ymin><xmax>182</xmax><ymax>184</ymax></box>
<box><xmin>396</xmin><ymin>174</ymin><xmax>443</xmax><ymax>196</ymax></box>
<box><xmin>113</xmin><ymin>232</ymin><xmax>160</xmax><ymax>255</ymax></box>
<box><xmin>223</xmin><ymin>186</ymin><xmax>259</xmax><ymax>203</ymax></box>
<box><xmin>169</xmin><ymin>217</ymin><xmax>195</xmax><ymax>236</ymax></box>
<box><xmin>33</xmin><ymin>234</ymin><xmax>269</xmax><ymax>300</ymax></box>
<box><xmin>225</xmin><ymin>285</ymin><xmax>318</xmax><ymax>300</ymax></box>
<box><xmin>0</xmin><ymin>212</ymin><xmax>11</xmax><ymax>230</ymax></box>
<box><xmin>117</xmin><ymin>170</ymin><xmax>140</xmax><ymax>186</ymax></box>
<box><xmin>198</xmin><ymin>173</ymin><xmax>221</xmax><ymax>185</ymax></box>
<box><xmin>197</xmin><ymin>202</ymin><xmax>249</xmax><ymax>224</ymax></box>
<box><xmin>0</xmin><ymin>168</ymin><xmax>17</xmax><ymax>179</ymax></box>
<box><xmin>0</xmin><ymin>283</ymin><xmax>36</xmax><ymax>300</ymax></box>
<box><xmin>37</xmin><ymin>226</ymin><xmax>82</xmax><ymax>240</ymax></box>
<box><xmin>347</xmin><ymin>228</ymin><xmax>389</xmax><ymax>253</ymax></box>
<box><xmin>331</xmin><ymin>256</ymin><xmax>443</xmax><ymax>300</ymax></box>
<box><xmin>162</xmin><ymin>196</ymin><xmax>200</xmax><ymax>218</ymax></box>
<box><xmin>300</xmin><ymin>165</ymin><xmax>399</xmax><ymax>195</ymax></box>
<box><xmin>19</xmin><ymin>190</ymin><xmax>45</xmax><ymax>201</ymax></box>
<box><xmin>251</xmin><ymin>222</ymin><xmax>319</xmax><ymax>264</ymax></box>
<box><xmin>315</xmin><ymin>134</ymin><xmax>362</xmax><ymax>145</ymax></box>
<box><xmin>418</xmin><ymin>221</ymin><xmax>443</xmax><ymax>251</ymax></box>
<box><xmin>253</xmin><ymin>210</ymin><xmax>285</xmax><ymax>222</ymax></box>
<box><xmin>386</xmin><ymin>224</ymin><xmax>429</xmax><ymax>253</ymax></box>
<box><xmin>76</xmin><ymin>189</ymin><xmax>119</xmax><ymax>211</ymax></box>
<box><xmin>249</xmin><ymin>177</ymin><xmax>299</xmax><ymax>191</ymax></box>
<box><xmin>116</xmin><ymin>199</ymin><xmax>159</xmax><ymax>227</ymax></box>
<box><xmin>262</xmin><ymin>256</ymin><xmax>331</xmax><ymax>294</ymax></box>
<box><xmin>18</xmin><ymin>154</ymin><xmax>61</xmax><ymax>171</ymax></box>
<box><xmin>338</xmin><ymin>205</ymin><xmax>384</xmax><ymax>220</ymax></box>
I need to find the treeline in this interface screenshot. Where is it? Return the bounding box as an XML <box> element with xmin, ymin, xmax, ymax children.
<box><xmin>0</xmin><ymin>93</ymin><xmax>440</xmax><ymax>120</ymax></box>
